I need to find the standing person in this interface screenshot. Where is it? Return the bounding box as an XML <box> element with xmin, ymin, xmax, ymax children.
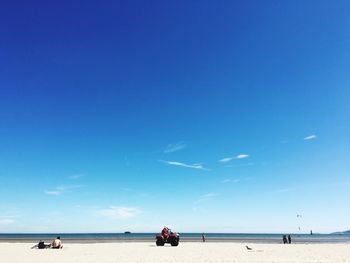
<box><xmin>202</xmin><ymin>233</ymin><xmax>206</xmax><ymax>242</ymax></box>
<box><xmin>282</xmin><ymin>235</ymin><xmax>287</xmax><ymax>244</ymax></box>
<box><xmin>52</xmin><ymin>236</ymin><xmax>63</xmax><ymax>249</ymax></box>
<box><xmin>288</xmin><ymin>235</ymin><xmax>291</xmax><ymax>244</ymax></box>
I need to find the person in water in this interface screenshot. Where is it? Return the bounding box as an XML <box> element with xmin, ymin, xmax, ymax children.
<box><xmin>288</xmin><ymin>235</ymin><xmax>292</xmax><ymax>244</ymax></box>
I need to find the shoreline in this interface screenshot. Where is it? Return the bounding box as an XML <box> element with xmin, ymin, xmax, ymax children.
<box><xmin>2</xmin><ymin>233</ymin><xmax>349</xmax><ymax>244</ymax></box>
<box><xmin>1</xmin><ymin>238</ymin><xmax>350</xmax><ymax>244</ymax></box>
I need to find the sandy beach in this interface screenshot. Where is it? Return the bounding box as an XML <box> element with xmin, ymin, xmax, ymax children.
<box><xmin>1</xmin><ymin>242</ymin><xmax>349</xmax><ymax>263</ymax></box>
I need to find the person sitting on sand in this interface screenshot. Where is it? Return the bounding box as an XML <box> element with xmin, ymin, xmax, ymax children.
<box><xmin>38</xmin><ymin>240</ymin><xmax>51</xmax><ymax>249</ymax></box>
<box><xmin>52</xmin><ymin>236</ymin><xmax>63</xmax><ymax>249</ymax></box>
<box><xmin>31</xmin><ymin>240</ymin><xmax>50</xmax><ymax>249</ymax></box>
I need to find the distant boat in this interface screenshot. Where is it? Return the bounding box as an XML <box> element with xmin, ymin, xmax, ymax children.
<box><xmin>124</xmin><ymin>231</ymin><xmax>131</xmax><ymax>234</ymax></box>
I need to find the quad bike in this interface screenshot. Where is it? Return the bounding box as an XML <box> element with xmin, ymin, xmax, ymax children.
<box><xmin>156</xmin><ymin>227</ymin><xmax>180</xmax><ymax>246</ymax></box>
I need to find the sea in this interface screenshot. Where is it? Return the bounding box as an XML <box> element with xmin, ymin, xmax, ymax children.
<box><xmin>0</xmin><ymin>233</ymin><xmax>349</xmax><ymax>243</ymax></box>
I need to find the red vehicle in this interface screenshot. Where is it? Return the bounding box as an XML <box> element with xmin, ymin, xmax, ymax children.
<box><xmin>156</xmin><ymin>227</ymin><xmax>180</xmax><ymax>246</ymax></box>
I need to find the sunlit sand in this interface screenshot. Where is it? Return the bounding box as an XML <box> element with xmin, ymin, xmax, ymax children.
<box><xmin>1</xmin><ymin>242</ymin><xmax>349</xmax><ymax>263</ymax></box>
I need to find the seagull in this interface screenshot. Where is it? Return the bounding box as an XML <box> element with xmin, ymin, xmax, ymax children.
<box><xmin>297</xmin><ymin>214</ymin><xmax>302</xmax><ymax>218</ymax></box>
<box><xmin>246</xmin><ymin>245</ymin><xmax>252</xmax><ymax>250</ymax></box>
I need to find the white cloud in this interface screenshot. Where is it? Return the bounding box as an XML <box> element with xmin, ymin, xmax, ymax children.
<box><xmin>45</xmin><ymin>190</ymin><xmax>62</xmax><ymax>196</ymax></box>
<box><xmin>275</xmin><ymin>188</ymin><xmax>295</xmax><ymax>193</ymax></box>
<box><xmin>45</xmin><ymin>185</ymin><xmax>83</xmax><ymax>196</ymax></box>
<box><xmin>69</xmin><ymin>174</ymin><xmax>83</xmax><ymax>180</ymax></box>
<box><xmin>221</xmin><ymin>179</ymin><xmax>231</xmax><ymax>183</ymax></box>
<box><xmin>161</xmin><ymin>160</ymin><xmax>208</xmax><ymax>170</ymax></box>
<box><xmin>221</xmin><ymin>178</ymin><xmax>239</xmax><ymax>183</ymax></box>
<box><xmin>164</xmin><ymin>142</ymin><xmax>186</xmax><ymax>153</ymax></box>
<box><xmin>219</xmin><ymin>154</ymin><xmax>249</xmax><ymax>163</ymax></box>
<box><xmin>219</xmin><ymin>157</ymin><xmax>235</xmax><ymax>163</ymax></box>
<box><xmin>0</xmin><ymin>216</ymin><xmax>15</xmax><ymax>224</ymax></box>
<box><xmin>196</xmin><ymin>192</ymin><xmax>219</xmax><ymax>204</ymax></box>
<box><xmin>201</xmin><ymin>192</ymin><xmax>219</xmax><ymax>198</ymax></box>
<box><xmin>98</xmin><ymin>206</ymin><xmax>141</xmax><ymax>220</ymax></box>
<box><xmin>304</xmin><ymin>134</ymin><xmax>317</xmax><ymax>140</ymax></box>
<box><xmin>56</xmin><ymin>185</ymin><xmax>83</xmax><ymax>191</ymax></box>
<box><xmin>0</xmin><ymin>219</ymin><xmax>14</xmax><ymax>224</ymax></box>
<box><xmin>225</xmin><ymin>162</ymin><xmax>254</xmax><ymax>168</ymax></box>
<box><xmin>237</xmin><ymin>154</ymin><xmax>249</xmax><ymax>159</ymax></box>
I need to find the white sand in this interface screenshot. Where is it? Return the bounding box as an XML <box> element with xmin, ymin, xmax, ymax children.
<box><xmin>1</xmin><ymin>242</ymin><xmax>349</xmax><ymax>263</ymax></box>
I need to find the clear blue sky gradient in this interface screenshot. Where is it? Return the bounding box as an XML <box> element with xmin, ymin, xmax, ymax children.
<box><xmin>0</xmin><ymin>0</ymin><xmax>349</xmax><ymax>233</ymax></box>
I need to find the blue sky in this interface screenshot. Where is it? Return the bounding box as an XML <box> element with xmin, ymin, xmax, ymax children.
<box><xmin>0</xmin><ymin>0</ymin><xmax>349</xmax><ymax>233</ymax></box>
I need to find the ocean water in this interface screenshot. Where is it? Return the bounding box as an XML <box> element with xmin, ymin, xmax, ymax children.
<box><xmin>0</xmin><ymin>233</ymin><xmax>349</xmax><ymax>243</ymax></box>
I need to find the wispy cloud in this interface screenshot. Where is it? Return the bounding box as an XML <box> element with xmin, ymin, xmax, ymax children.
<box><xmin>221</xmin><ymin>179</ymin><xmax>231</xmax><ymax>183</ymax></box>
<box><xmin>237</xmin><ymin>154</ymin><xmax>249</xmax><ymax>159</ymax></box>
<box><xmin>225</xmin><ymin>162</ymin><xmax>254</xmax><ymax>168</ymax></box>
<box><xmin>98</xmin><ymin>206</ymin><xmax>141</xmax><ymax>220</ymax></box>
<box><xmin>219</xmin><ymin>157</ymin><xmax>234</xmax><ymax>163</ymax></box>
<box><xmin>274</xmin><ymin>188</ymin><xmax>295</xmax><ymax>193</ymax></box>
<box><xmin>221</xmin><ymin>178</ymin><xmax>240</xmax><ymax>184</ymax></box>
<box><xmin>161</xmin><ymin>160</ymin><xmax>208</xmax><ymax>170</ymax></box>
<box><xmin>304</xmin><ymin>134</ymin><xmax>317</xmax><ymax>140</ymax></box>
<box><xmin>45</xmin><ymin>185</ymin><xmax>83</xmax><ymax>196</ymax></box>
<box><xmin>0</xmin><ymin>216</ymin><xmax>15</xmax><ymax>224</ymax></box>
<box><xmin>219</xmin><ymin>154</ymin><xmax>249</xmax><ymax>163</ymax></box>
<box><xmin>44</xmin><ymin>190</ymin><xmax>62</xmax><ymax>196</ymax></box>
<box><xmin>57</xmin><ymin>185</ymin><xmax>83</xmax><ymax>191</ymax></box>
<box><xmin>196</xmin><ymin>192</ymin><xmax>220</xmax><ymax>204</ymax></box>
<box><xmin>69</xmin><ymin>174</ymin><xmax>83</xmax><ymax>180</ymax></box>
<box><xmin>164</xmin><ymin>142</ymin><xmax>186</xmax><ymax>153</ymax></box>
<box><xmin>0</xmin><ymin>218</ymin><xmax>14</xmax><ymax>224</ymax></box>
<box><xmin>201</xmin><ymin>192</ymin><xmax>219</xmax><ymax>198</ymax></box>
